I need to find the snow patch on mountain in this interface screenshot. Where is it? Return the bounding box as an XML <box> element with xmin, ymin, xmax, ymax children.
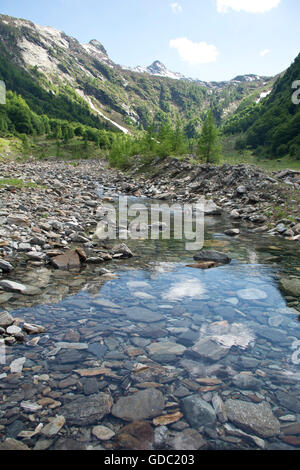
<box><xmin>256</xmin><ymin>90</ymin><xmax>272</xmax><ymax>103</ymax></box>
<box><xmin>76</xmin><ymin>89</ymin><xmax>130</xmax><ymax>134</ymax></box>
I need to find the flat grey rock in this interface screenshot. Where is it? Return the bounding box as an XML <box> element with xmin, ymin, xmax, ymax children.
<box><xmin>147</xmin><ymin>341</ymin><xmax>186</xmax><ymax>356</ymax></box>
<box><xmin>237</xmin><ymin>288</ymin><xmax>267</xmax><ymax>300</ymax></box>
<box><xmin>232</xmin><ymin>372</ymin><xmax>261</xmax><ymax>390</ymax></box>
<box><xmin>191</xmin><ymin>337</ymin><xmax>229</xmax><ymax>361</ymax></box>
<box><xmin>125</xmin><ymin>307</ymin><xmax>164</xmax><ymax>323</ymax></box>
<box><xmin>112</xmin><ymin>388</ymin><xmax>165</xmax><ymax>421</ymax></box>
<box><xmin>59</xmin><ymin>393</ymin><xmax>112</xmax><ymax>425</ymax></box>
<box><xmin>225</xmin><ymin>399</ymin><xmax>280</xmax><ymax>438</ymax></box>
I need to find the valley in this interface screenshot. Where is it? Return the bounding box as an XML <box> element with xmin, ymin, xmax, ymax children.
<box><xmin>0</xmin><ymin>9</ymin><xmax>300</xmax><ymax>453</ymax></box>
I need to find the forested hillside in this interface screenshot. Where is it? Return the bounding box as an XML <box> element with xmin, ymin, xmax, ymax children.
<box><xmin>0</xmin><ymin>13</ymin><xmax>299</xmax><ymax>163</ymax></box>
<box><xmin>0</xmin><ymin>14</ymin><xmax>272</xmax><ymax>136</ymax></box>
<box><xmin>223</xmin><ymin>54</ymin><xmax>300</xmax><ymax>159</ymax></box>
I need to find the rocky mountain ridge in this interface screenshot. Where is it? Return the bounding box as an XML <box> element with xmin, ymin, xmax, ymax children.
<box><xmin>124</xmin><ymin>61</ymin><xmax>270</xmax><ymax>90</ymax></box>
<box><xmin>0</xmin><ymin>13</ymin><xmax>276</xmax><ymax>133</ymax></box>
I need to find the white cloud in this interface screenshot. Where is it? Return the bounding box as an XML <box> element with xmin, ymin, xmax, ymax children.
<box><xmin>260</xmin><ymin>49</ymin><xmax>271</xmax><ymax>56</ymax></box>
<box><xmin>170</xmin><ymin>37</ymin><xmax>219</xmax><ymax>65</ymax></box>
<box><xmin>171</xmin><ymin>2</ymin><xmax>183</xmax><ymax>14</ymax></box>
<box><xmin>217</xmin><ymin>0</ymin><xmax>280</xmax><ymax>13</ymax></box>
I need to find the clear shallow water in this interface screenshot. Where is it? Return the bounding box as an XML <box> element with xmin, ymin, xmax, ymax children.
<box><xmin>1</xmin><ymin>195</ymin><xmax>300</xmax><ymax>450</ymax></box>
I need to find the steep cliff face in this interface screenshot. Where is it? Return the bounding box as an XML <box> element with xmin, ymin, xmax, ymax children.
<box><xmin>0</xmin><ymin>14</ymin><xmax>275</xmax><ymax>133</ymax></box>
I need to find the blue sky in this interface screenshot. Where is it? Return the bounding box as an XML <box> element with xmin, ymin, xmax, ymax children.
<box><xmin>0</xmin><ymin>0</ymin><xmax>299</xmax><ymax>81</ymax></box>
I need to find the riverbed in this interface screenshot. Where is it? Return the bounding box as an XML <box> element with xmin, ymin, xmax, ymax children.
<box><xmin>0</xmin><ymin>187</ymin><xmax>300</xmax><ymax>451</ymax></box>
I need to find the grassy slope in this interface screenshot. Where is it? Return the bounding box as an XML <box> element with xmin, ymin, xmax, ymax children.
<box><xmin>220</xmin><ymin>134</ymin><xmax>300</xmax><ymax>171</ymax></box>
<box><xmin>0</xmin><ymin>135</ymin><xmax>107</xmax><ymax>162</ymax></box>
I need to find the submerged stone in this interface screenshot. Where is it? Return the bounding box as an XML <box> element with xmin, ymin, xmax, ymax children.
<box><xmin>59</xmin><ymin>393</ymin><xmax>113</xmax><ymax>425</ymax></box>
<box><xmin>112</xmin><ymin>388</ymin><xmax>165</xmax><ymax>421</ymax></box>
<box><xmin>225</xmin><ymin>399</ymin><xmax>280</xmax><ymax>438</ymax></box>
<box><xmin>182</xmin><ymin>395</ymin><xmax>216</xmax><ymax>428</ymax></box>
<box><xmin>125</xmin><ymin>307</ymin><xmax>164</xmax><ymax>323</ymax></box>
<box><xmin>92</xmin><ymin>425</ymin><xmax>115</xmax><ymax>441</ymax></box>
<box><xmin>0</xmin><ymin>259</ymin><xmax>13</xmax><ymax>273</ymax></box>
<box><xmin>0</xmin><ymin>438</ymin><xmax>30</xmax><ymax>451</ymax></box>
<box><xmin>147</xmin><ymin>342</ymin><xmax>186</xmax><ymax>356</ymax></box>
<box><xmin>193</xmin><ymin>250</ymin><xmax>231</xmax><ymax>265</ymax></box>
<box><xmin>116</xmin><ymin>421</ymin><xmax>154</xmax><ymax>450</ymax></box>
<box><xmin>168</xmin><ymin>428</ymin><xmax>207</xmax><ymax>451</ymax></box>
<box><xmin>237</xmin><ymin>288</ymin><xmax>268</xmax><ymax>300</ymax></box>
<box><xmin>191</xmin><ymin>337</ymin><xmax>229</xmax><ymax>361</ymax></box>
<box><xmin>41</xmin><ymin>416</ymin><xmax>65</xmax><ymax>437</ymax></box>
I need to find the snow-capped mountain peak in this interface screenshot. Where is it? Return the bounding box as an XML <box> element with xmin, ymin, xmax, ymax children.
<box><xmin>122</xmin><ymin>60</ymin><xmax>184</xmax><ymax>80</ymax></box>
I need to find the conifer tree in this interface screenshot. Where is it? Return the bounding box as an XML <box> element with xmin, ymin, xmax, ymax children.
<box><xmin>197</xmin><ymin>110</ymin><xmax>222</xmax><ymax>163</ymax></box>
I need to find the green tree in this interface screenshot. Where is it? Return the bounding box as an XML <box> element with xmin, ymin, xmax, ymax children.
<box><xmin>62</xmin><ymin>123</ymin><xmax>74</xmax><ymax>143</ymax></box>
<box><xmin>157</xmin><ymin>121</ymin><xmax>173</xmax><ymax>157</ymax></box>
<box><xmin>173</xmin><ymin>118</ymin><xmax>188</xmax><ymax>155</ymax></box>
<box><xmin>56</xmin><ymin>125</ymin><xmax>62</xmax><ymax>140</ymax></box>
<box><xmin>0</xmin><ymin>115</ymin><xmax>8</xmax><ymax>135</ymax></box>
<box><xmin>197</xmin><ymin>111</ymin><xmax>222</xmax><ymax>163</ymax></box>
<box><xmin>20</xmin><ymin>133</ymin><xmax>30</xmax><ymax>153</ymax></box>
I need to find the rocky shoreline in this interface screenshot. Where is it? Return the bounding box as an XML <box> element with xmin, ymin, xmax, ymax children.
<box><xmin>1</xmin><ymin>157</ymin><xmax>300</xmax><ymax>274</ymax></box>
<box><xmin>0</xmin><ymin>158</ymin><xmax>135</xmax><ymax>272</ymax></box>
<box><xmin>116</xmin><ymin>156</ymin><xmax>300</xmax><ymax>239</ymax></box>
<box><xmin>1</xmin><ymin>157</ymin><xmax>300</xmax><ymax>339</ymax></box>
<box><xmin>1</xmin><ymin>157</ymin><xmax>300</xmax><ymax>451</ymax></box>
